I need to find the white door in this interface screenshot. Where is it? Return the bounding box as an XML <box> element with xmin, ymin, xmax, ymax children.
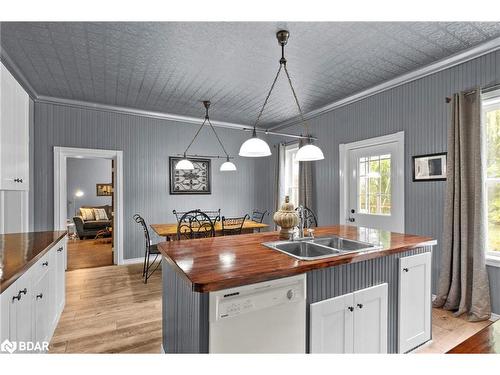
<box><xmin>310</xmin><ymin>293</ymin><xmax>354</xmax><ymax>353</ymax></box>
<box><xmin>340</xmin><ymin>133</ymin><xmax>404</xmax><ymax>233</ymax></box>
<box><xmin>398</xmin><ymin>253</ymin><xmax>432</xmax><ymax>353</ymax></box>
<box><xmin>353</xmin><ymin>283</ymin><xmax>388</xmax><ymax>353</ymax></box>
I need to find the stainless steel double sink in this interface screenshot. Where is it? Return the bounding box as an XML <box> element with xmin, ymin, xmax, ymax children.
<box><xmin>262</xmin><ymin>236</ymin><xmax>382</xmax><ymax>260</ymax></box>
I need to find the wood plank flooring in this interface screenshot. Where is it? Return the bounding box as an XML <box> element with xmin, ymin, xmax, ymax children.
<box><xmin>50</xmin><ymin>263</ymin><xmax>493</xmax><ymax>354</ymax></box>
<box><xmin>49</xmin><ymin>263</ymin><xmax>162</xmax><ymax>353</ymax></box>
<box><xmin>413</xmin><ymin>308</ymin><xmax>493</xmax><ymax>353</ymax></box>
<box><xmin>67</xmin><ymin>238</ymin><xmax>113</xmax><ymax>271</ymax></box>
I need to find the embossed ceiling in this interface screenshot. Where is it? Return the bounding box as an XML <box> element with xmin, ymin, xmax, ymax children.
<box><xmin>1</xmin><ymin>22</ymin><xmax>500</xmax><ymax>128</ymax></box>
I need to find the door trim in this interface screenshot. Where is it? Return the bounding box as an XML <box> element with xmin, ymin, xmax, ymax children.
<box><xmin>339</xmin><ymin>131</ymin><xmax>405</xmax><ymax>232</ymax></box>
<box><xmin>53</xmin><ymin>146</ymin><xmax>124</xmax><ymax>265</ymax></box>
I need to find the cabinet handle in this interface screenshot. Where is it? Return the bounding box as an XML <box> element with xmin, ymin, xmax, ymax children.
<box><xmin>357</xmin><ymin>303</ymin><xmax>363</xmax><ymax>309</ymax></box>
<box><xmin>57</xmin><ymin>247</ymin><xmax>63</xmax><ymax>252</ymax></box>
<box><xmin>36</xmin><ymin>293</ymin><xmax>43</xmax><ymax>300</ymax></box>
<box><xmin>12</xmin><ymin>294</ymin><xmax>21</xmax><ymax>302</ymax></box>
<box><xmin>13</xmin><ymin>178</ymin><xmax>23</xmax><ymax>183</ymax></box>
<box><xmin>20</xmin><ymin>288</ymin><xmax>27</xmax><ymax>295</ymax></box>
<box><xmin>42</xmin><ymin>261</ymin><xmax>49</xmax><ymax>266</ymax></box>
<box><xmin>347</xmin><ymin>306</ymin><xmax>354</xmax><ymax>312</ymax></box>
<box><xmin>403</xmin><ymin>268</ymin><xmax>409</xmax><ymax>272</ymax></box>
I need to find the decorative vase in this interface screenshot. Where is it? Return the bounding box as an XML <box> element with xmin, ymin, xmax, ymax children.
<box><xmin>273</xmin><ymin>196</ymin><xmax>299</xmax><ymax>239</ymax></box>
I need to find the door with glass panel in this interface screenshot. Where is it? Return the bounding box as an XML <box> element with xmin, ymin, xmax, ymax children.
<box><xmin>347</xmin><ymin>141</ymin><xmax>403</xmax><ymax>232</ymax></box>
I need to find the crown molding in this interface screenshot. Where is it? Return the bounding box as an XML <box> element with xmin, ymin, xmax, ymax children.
<box><xmin>270</xmin><ymin>36</ymin><xmax>500</xmax><ymax>132</ymax></box>
<box><xmin>35</xmin><ymin>95</ymin><xmax>251</xmax><ymax>131</ymax></box>
<box><xmin>0</xmin><ymin>50</ymin><xmax>38</xmax><ymax>100</ymax></box>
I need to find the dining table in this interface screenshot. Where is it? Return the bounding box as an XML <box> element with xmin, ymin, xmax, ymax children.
<box><xmin>150</xmin><ymin>220</ymin><xmax>269</xmax><ymax>241</ymax></box>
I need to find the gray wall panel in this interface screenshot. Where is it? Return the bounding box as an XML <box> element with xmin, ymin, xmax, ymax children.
<box><xmin>266</xmin><ymin>50</ymin><xmax>500</xmax><ymax>313</ymax></box>
<box><xmin>33</xmin><ymin>102</ymin><xmax>266</xmax><ymax>260</ymax></box>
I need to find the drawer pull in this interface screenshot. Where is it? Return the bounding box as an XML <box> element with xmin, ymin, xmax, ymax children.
<box><xmin>57</xmin><ymin>247</ymin><xmax>63</xmax><ymax>252</ymax></box>
<box><xmin>347</xmin><ymin>306</ymin><xmax>354</xmax><ymax>312</ymax></box>
<box><xmin>20</xmin><ymin>288</ymin><xmax>27</xmax><ymax>295</ymax></box>
<box><xmin>12</xmin><ymin>288</ymin><xmax>27</xmax><ymax>302</ymax></box>
<box><xmin>42</xmin><ymin>261</ymin><xmax>49</xmax><ymax>266</ymax></box>
<box><xmin>36</xmin><ymin>293</ymin><xmax>43</xmax><ymax>300</ymax></box>
<box><xmin>12</xmin><ymin>294</ymin><xmax>21</xmax><ymax>302</ymax></box>
<box><xmin>403</xmin><ymin>268</ymin><xmax>409</xmax><ymax>273</ymax></box>
<box><xmin>357</xmin><ymin>303</ymin><xmax>364</xmax><ymax>309</ymax></box>
<box><xmin>14</xmin><ymin>178</ymin><xmax>23</xmax><ymax>183</ymax></box>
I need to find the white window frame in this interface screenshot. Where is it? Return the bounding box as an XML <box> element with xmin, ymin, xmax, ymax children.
<box><xmin>483</xmin><ymin>89</ymin><xmax>500</xmax><ymax>267</ymax></box>
<box><xmin>283</xmin><ymin>142</ymin><xmax>300</xmax><ymax>208</ymax></box>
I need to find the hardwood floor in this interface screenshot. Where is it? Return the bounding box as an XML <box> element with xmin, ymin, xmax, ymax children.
<box><xmin>414</xmin><ymin>308</ymin><xmax>493</xmax><ymax>353</ymax></box>
<box><xmin>67</xmin><ymin>238</ymin><xmax>113</xmax><ymax>271</ymax></box>
<box><xmin>49</xmin><ymin>262</ymin><xmax>492</xmax><ymax>354</ymax></box>
<box><xmin>49</xmin><ymin>263</ymin><xmax>162</xmax><ymax>353</ymax></box>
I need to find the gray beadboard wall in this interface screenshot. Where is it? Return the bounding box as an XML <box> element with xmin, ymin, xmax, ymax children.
<box><xmin>267</xmin><ymin>50</ymin><xmax>500</xmax><ymax>313</ymax></box>
<box><xmin>33</xmin><ymin>102</ymin><xmax>267</xmax><ymax>260</ymax></box>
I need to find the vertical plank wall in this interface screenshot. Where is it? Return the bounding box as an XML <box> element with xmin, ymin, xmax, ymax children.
<box><xmin>268</xmin><ymin>50</ymin><xmax>500</xmax><ymax>313</ymax></box>
<box><xmin>33</xmin><ymin>103</ymin><xmax>269</xmax><ymax>260</ymax></box>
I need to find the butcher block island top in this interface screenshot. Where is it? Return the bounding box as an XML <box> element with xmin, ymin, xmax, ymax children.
<box><xmin>0</xmin><ymin>231</ymin><xmax>67</xmax><ymax>291</ymax></box>
<box><xmin>158</xmin><ymin>225</ymin><xmax>436</xmax><ymax>292</ymax></box>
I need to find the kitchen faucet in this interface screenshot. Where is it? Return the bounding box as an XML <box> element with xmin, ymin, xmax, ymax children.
<box><xmin>290</xmin><ymin>205</ymin><xmax>314</xmax><ymax>241</ymax></box>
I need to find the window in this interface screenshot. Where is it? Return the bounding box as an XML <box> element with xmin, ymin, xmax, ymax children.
<box><xmin>284</xmin><ymin>143</ymin><xmax>300</xmax><ymax>208</ymax></box>
<box><xmin>484</xmin><ymin>90</ymin><xmax>500</xmax><ymax>259</ymax></box>
<box><xmin>358</xmin><ymin>154</ymin><xmax>391</xmax><ymax>215</ymax></box>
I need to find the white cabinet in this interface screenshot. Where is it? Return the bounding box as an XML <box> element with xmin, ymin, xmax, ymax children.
<box><xmin>398</xmin><ymin>252</ymin><xmax>432</xmax><ymax>353</ymax></box>
<box><xmin>310</xmin><ymin>283</ymin><xmax>388</xmax><ymax>353</ymax></box>
<box><xmin>0</xmin><ymin>62</ymin><xmax>29</xmax><ymax>191</ymax></box>
<box><xmin>0</xmin><ymin>236</ymin><xmax>66</xmax><ymax>352</ymax></box>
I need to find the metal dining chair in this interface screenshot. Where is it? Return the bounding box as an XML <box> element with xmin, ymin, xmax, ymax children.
<box><xmin>177</xmin><ymin>210</ymin><xmax>216</xmax><ymax>240</ymax></box>
<box><xmin>133</xmin><ymin>214</ymin><xmax>161</xmax><ymax>284</ymax></box>
<box><xmin>200</xmin><ymin>209</ymin><xmax>221</xmax><ymax>225</ymax></box>
<box><xmin>173</xmin><ymin>209</ymin><xmax>199</xmax><ymax>222</ymax></box>
<box><xmin>251</xmin><ymin>209</ymin><xmax>268</xmax><ymax>232</ymax></box>
<box><xmin>221</xmin><ymin>214</ymin><xmax>250</xmax><ymax>236</ymax></box>
<box><xmin>296</xmin><ymin>206</ymin><xmax>318</xmax><ymax>228</ymax></box>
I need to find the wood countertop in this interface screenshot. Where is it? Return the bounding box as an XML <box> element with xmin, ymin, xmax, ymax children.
<box><xmin>447</xmin><ymin>319</ymin><xmax>500</xmax><ymax>354</ymax></box>
<box><xmin>158</xmin><ymin>225</ymin><xmax>436</xmax><ymax>293</ymax></box>
<box><xmin>0</xmin><ymin>231</ymin><xmax>67</xmax><ymax>291</ymax></box>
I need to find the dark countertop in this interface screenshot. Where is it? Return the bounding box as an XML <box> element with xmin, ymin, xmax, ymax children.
<box><xmin>447</xmin><ymin>319</ymin><xmax>500</xmax><ymax>354</ymax></box>
<box><xmin>158</xmin><ymin>225</ymin><xmax>436</xmax><ymax>292</ymax></box>
<box><xmin>0</xmin><ymin>231</ymin><xmax>67</xmax><ymax>292</ymax></box>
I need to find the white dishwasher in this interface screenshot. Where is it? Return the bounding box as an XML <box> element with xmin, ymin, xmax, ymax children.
<box><xmin>209</xmin><ymin>274</ymin><xmax>306</xmax><ymax>353</ymax></box>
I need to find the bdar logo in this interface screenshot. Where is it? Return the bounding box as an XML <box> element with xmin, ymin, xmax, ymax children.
<box><xmin>1</xmin><ymin>339</ymin><xmax>17</xmax><ymax>353</ymax></box>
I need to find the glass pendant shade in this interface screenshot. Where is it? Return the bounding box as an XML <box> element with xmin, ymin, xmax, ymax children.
<box><xmin>175</xmin><ymin>158</ymin><xmax>194</xmax><ymax>170</ymax></box>
<box><xmin>296</xmin><ymin>143</ymin><xmax>324</xmax><ymax>161</ymax></box>
<box><xmin>239</xmin><ymin>132</ymin><xmax>272</xmax><ymax>157</ymax></box>
<box><xmin>220</xmin><ymin>158</ymin><xmax>237</xmax><ymax>171</ymax></box>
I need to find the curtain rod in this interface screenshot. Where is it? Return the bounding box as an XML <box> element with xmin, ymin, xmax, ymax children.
<box><xmin>241</xmin><ymin>127</ymin><xmax>317</xmax><ymax>141</ymax></box>
<box><xmin>445</xmin><ymin>83</ymin><xmax>500</xmax><ymax>103</ymax></box>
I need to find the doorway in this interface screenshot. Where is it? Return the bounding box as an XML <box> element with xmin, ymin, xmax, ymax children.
<box><xmin>339</xmin><ymin>132</ymin><xmax>404</xmax><ymax>233</ymax></box>
<box><xmin>54</xmin><ymin>147</ymin><xmax>124</xmax><ymax>265</ymax></box>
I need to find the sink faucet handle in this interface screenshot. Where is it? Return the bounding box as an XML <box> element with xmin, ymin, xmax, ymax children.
<box><xmin>307</xmin><ymin>228</ymin><xmax>315</xmax><ymax>238</ymax></box>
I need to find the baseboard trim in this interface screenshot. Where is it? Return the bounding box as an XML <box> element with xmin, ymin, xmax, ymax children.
<box><xmin>121</xmin><ymin>257</ymin><xmax>145</xmax><ymax>265</ymax></box>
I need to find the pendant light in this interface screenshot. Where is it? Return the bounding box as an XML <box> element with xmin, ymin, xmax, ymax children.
<box><xmin>176</xmin><ymin>101</ymin><xmax>237</xmax><ymax>172</ymax></box>
<box><xmin>240</xmin><ymin>30</ymin><xmax>324</xmax><ymax>161</ymax></box>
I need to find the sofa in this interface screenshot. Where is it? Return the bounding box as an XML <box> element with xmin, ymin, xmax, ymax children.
<box><xmin>73</xmin><ymin>205</ymin><xmax>113</xmax><ymax>239</ymax></box>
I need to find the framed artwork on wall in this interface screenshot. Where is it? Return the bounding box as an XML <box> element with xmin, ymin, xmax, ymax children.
<box><xmin>96</xmin><ymin>183</ymin><xmax>113</xmax><ymax>196</ymax></box>
<box><xmin>169</xmin><ymin>157</ymin><xmax>211</xmax><ymax>194</ymax></box>
<box><xmin>412</xmin><ymin>152</ymin><xmax>447</xmax><ymax>182</ymax></box>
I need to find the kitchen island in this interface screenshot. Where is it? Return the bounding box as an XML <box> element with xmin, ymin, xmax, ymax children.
<box><xmin>158</xmin><ymin>225</ymin><xmax>436</xmax><ymax>354</ymax></box>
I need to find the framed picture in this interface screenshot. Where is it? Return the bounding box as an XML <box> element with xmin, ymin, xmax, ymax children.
<box><xmin>96</xmin><ymin>183</ymin><xmax>113</xmax><ymax>196</ymax></box>
<box><xmin>169</xmin><ymin>157</ymin><xmax>211</xmax><ymax>194</ymax></box>
<box><xmin>412</xmin><ymin>153</ymin><xmax>447</xmax><ymax>182</ymax></box>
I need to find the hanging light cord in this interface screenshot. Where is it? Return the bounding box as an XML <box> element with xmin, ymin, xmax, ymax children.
<box><xmin>183</xmin><ymin>104</ymin><xmax>230</xmax><ymax>159</ymax></box>
<box><xmin>252</xmin><ymin>39</ymin><xmax>311</xmax><ymax>139</ymax></box>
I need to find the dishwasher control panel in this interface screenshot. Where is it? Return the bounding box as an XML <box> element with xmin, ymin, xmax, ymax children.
<box><xmin>214</xmin><ymin>276</ymin><xmax>305</xmax><ymax>320</ymax></box>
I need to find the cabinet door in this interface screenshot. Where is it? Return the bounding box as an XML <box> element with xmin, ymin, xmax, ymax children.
<box><xmin>398</xmin><ymin>252</ymin><xmax>432</xmax><ymax>353</ymax></box>
<box><xmin>310</xmin><ymin>293</ymin><xmax>354</xmax><ymax>353</ymax></box>
<box><xmin>9</xmin><ymin>275</ymin><xmax>33</xmax><ymax>344</ymax></box>
<box><xmin>353</xmin><ymin>283</ymin><xmax>388</xmax><ymax>353</ymax></box>
<box><xmin>0</xmin><ymin>62</ymin><xmax>29</xmax><ymax>191</ymax></box>
<box><xmin>55</xmin><ymin>238</ymin><xmax>67</xmax><ymax>318</ymax></box>
<box><xmin>34</xmin><ymin>270</ymin><xmax>50</xmax><ymax>345</ymax></box>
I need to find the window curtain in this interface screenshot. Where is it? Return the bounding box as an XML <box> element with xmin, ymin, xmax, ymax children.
<box><xmin>274</xmin><ymin>143</ymin><xmax>286</xmax><ymax>229</ymax></box>
<box><xmin>433</xmin><ymin>89</ymin><xmax>491</xmax><ymax>321</ymax></box>
<box><xmin>298</xmin><ymin>139</ymin><xmax>313</xmax><ymax>210</ymax></box>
